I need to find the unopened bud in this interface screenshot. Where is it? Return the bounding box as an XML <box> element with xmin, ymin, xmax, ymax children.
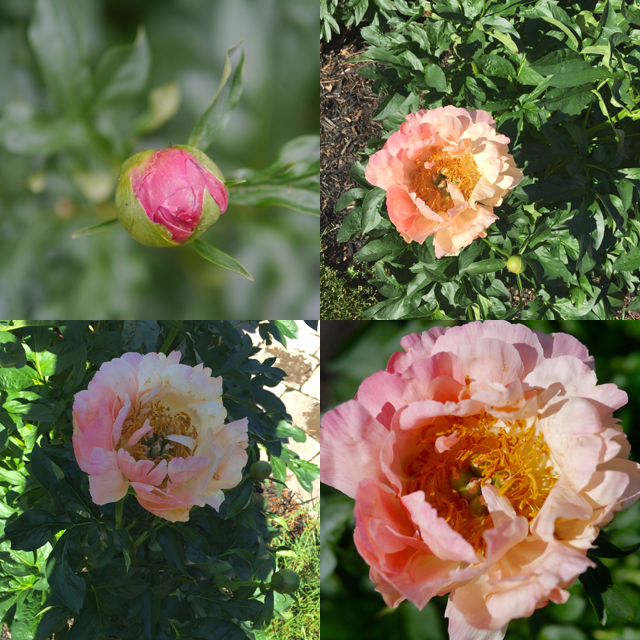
<box><xmin>115</xmin><ymin>145</ymin><xmax>228</xmax><ymax>247</ymax></box>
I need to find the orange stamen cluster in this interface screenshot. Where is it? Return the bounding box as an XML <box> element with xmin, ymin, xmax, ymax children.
<box><xmin>409</xmin><ymin>150</ymin><xmax>481</xmax><ymax>212</ymax></box>
<box><xmin>118</xmin><ymin>401</ymin><xmax>197</xmax><ymax>463</ymax></box>
<box><xmin>405</xmin><ymin>413</ymin><xmax>557</xmax><ymax>553</ymax></box>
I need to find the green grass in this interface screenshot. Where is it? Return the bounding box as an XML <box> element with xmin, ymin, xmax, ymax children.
<box><xmin>320</xmin><ymin>262</ymin><xmax>381</xmax><ymax>319</ymax></box>
<box><xmin>266</xmin><ymin>509</ymin><xmax>319</xmax><ymax>640</ymax></box>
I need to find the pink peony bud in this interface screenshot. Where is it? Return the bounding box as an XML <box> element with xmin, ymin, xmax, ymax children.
<box><xmin>115</xmin><ymin>145</ymin><xmax>228</xmax><ymax>247</ymax></box>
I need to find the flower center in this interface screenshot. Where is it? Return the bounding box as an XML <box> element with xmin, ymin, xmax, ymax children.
<box><xmin>405</xmin><ymin>413</ymin><xmax>557</xmax><ymax>553</ymax></box>
<box><xmin>409</xmin><ymin>151</ymin><xmax>481</xmax><ymax>212</ymax></box>
<box><xmin>119</xmin><ymin>401</ymin><xmax>197</xmax><ymax>463</ymax></box>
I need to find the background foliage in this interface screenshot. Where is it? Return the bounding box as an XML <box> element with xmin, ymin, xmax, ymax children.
<box><xmin>321</xmin><ymin>320</ymin><xmax>640</xmax><ymax>640</ymax></box>
<box><xmin>328</xmin><ymin>0</ymin><xmax>640</xmax><ymax>319</ymax></box>
<box><xmin>0</xmin><ymin>320</ymin><xmax>320</xmax><ymax>640</ymax></box>
<box><xmin>0</xmin><ymin>0</ymin><xmax>319</xmax><ymax>318</ymax></box>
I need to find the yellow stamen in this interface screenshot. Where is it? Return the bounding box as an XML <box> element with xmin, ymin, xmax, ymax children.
<box><xmin>118</xmin><ymin>401</ymin><xmax>197</xmax><ymax>463</ymax></box>
<box><xmin>405</xmin><ymin>413</ymin><xmax>557</xmax><ymax>554</ymax></box>
<box><xmin>410</xmin><ymin>150</ymin><xmax>481</xmax><ymax>212</ymax></box>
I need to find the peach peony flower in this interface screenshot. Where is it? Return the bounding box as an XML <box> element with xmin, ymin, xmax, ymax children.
<box><xmin>321</xmin><ymin>321</ymin><xmax>640</xmax><ymax>640</ymax></box>
<box><xmin>73</xmin><ymin>351</ymin><xmax>248</xmax><ymax>522</ymax></box>
<box><xmin>365</xmin><ymin>106</ymin><xmax>523</xmax><ymax>257</ymax></box>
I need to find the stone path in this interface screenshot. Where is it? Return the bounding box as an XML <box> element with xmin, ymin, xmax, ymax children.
<box><xmin>246</xmin><ymin>321</ymin><xmax>320</xmax><ymax>512</ymax></box>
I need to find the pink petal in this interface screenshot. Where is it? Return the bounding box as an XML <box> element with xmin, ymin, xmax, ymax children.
<box><xmin>87</xmin><ymin>448</ymin><xmax>128</xmax><ymax>504</ymax></box>
<box><xmin>320</xmin><ymin>400</ymin><xmax>390</xmax><ymax>499</ymax></box>
<box><xmin>117</xmin><ymin>448</ymin><xmax>167</xmax><ymax>485</ymax></box>
<box><xmin>168</xmin><ymin>455</ymin><xmax>211</xmax><ymax>486</ymax></box>
<box><xmin>446</xmin><ymin>596</ymin><xmax>508</xmax><ymax>640</ymax></box>
<box><xmin>401</xmin><ymin>491</ymin><xmax>480</xmax><ymax>564</ymax></box>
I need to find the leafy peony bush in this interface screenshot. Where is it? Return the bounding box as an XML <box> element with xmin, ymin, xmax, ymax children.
<box><xmin>0</xmin><ymin>321</ymin><xmax>318</xmax><ymax>640</ymax></box>
<box><xmin>321</xmin><ymin>321</ymin><xmax>640</xmax><ymax>640</ymax></box>
<box><xmin>73</xmin><ymin>351</ymin><xmax>247</xmax><ymax>522</ymax></box>
<box><xmin>365</xmin><ymin>106</ymin><xmax>522</xmax><ymax>257</ymax></box>
<box><xmin>330</xmin><ymin>0</ymin><xmax>640</xmax><ymax>320</ymax></box>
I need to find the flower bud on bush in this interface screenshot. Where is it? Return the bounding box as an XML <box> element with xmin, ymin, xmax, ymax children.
<box><xmin>115</xmin><ymin>145</ymin><xmax>228</xmax><ymax>247</ymax></box>
<box><xmin>271</xmin><ymin>569</ymin><xmax>301</xmax><ymax>594</ymax></box>
<box><xmin>506</xmin><ymin>255</ymin><xmax>526</xmax><ymax>274</ymax></box>
<box><xmin>250</xmin><ymin>461</ymin><xmax>273</xmax><ymax>481</ymax></box>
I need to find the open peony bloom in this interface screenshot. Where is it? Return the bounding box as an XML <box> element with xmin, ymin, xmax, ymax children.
<box><xmin>73</xmin><ymin>351</ymin><xmax>248</xmax><ymax>522</ymax></box>
<box><xmin>115</xmin><ymin>145</ymin><xmax>228</xmax><ymax>247</ymax></box>
<box><xmin>321</xmin><ymin>321</ymin><xmax>640</xmax><ymax>640</ymax></box>
<box><xmin>365</xmin><ymin>106</ymin><xmax>523</xmax><ymax>257</ymax></box>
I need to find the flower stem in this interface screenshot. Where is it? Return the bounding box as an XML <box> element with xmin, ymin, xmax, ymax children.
<box><xmin>160</xmin><ymin>322</ymin><xmax>182</xmax><ymax>354</ymax></box>
<box><xmin>482</xmin><ymin>237</ymin><xmax>510</xmax><ymax>258</ymax></box>
<box><xmin>115</xmin><ymin>495</ymin><xmax>125</xmax><ymax>530</ymax></box>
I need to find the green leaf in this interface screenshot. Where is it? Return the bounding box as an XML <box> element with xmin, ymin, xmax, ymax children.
<box><xmin>0</xmin><ymin>333</ymin><xmax>26</xmax><ymax>369</ymax></box>
<box><xmin>182</xmin><ymin>618</ymin><xmax>247</xmax><ymax>640</ymax></box>
<box><xmin>191</xmin><ymin>238</ymin><xmax>254</xmax><ymax>281</ymax></box>
<box><xmin>46</xmin><ymin>530</ymin><xmax>86</xmax><ymax>613</ymax></box>
<box><xmin>589</xmin><ymin>537</ymin><xmax>640</xmax><ymax>559</ymax></box>
<box><xmin>475</xmin><ymin>54</ymin><xmax>516</xmax><ymax>79</ymax></box>
<box><xmin>424</xmin><ymin>63</ymin><xmax>448</xmax><ymax>92</ymax></box>
<box><xmin>273</xmin><ymin>321</ymin><xmax>298</xmax><ymax>340</ymax></box>
<box><xmin>337</xmin><ymin>208</ymin><xmax>363</xmax><ymax>242</ymax></box>
<box><xmin>91</xmin><ymin>26</ymin><xmax>150</xmax><ymax>106</ymax></box>
<box><xmin>225</xmin><ymin>477</ymin><xmax>253</xmax><ymax>518</ymax></box>
<box><xmin>275</xmin><ymin>420</ymin><xmax>307</xmax><ymax>443</ymax></box>
<box><xmin>11</xmin><ymin>589</ymin><xmax>42</xmax><ymax>640</ymax></box>
<box><xmin>229</xmin><ymin>183</ymin><xmax>319</xmax><ymax>215</ymax></box>
<box><xmin>71</xmin><ymin>218</ymin><xmax>118</xmax><ymax>239</ymax></box>
<box><xmin>354</xmin><ymin>235</ymin><xmax>407</xmax><ymax>262</ymax></box>
<box><xmin>545</xmin><ymin>85</ymin><xmax>593</xmax><ymax>116</ymax></box>
<box><xmin>289</xmin><ymin>458</ymin><xmax>320</xmax><ymax>493</ymax></box>
<box><xmin>27</xmin><ymin>0</ymin><xmax>90</xmax><ymax>115</ymax></box>
<box><xmin>335</xmin><ymin>188</ymin><xmax>368</xmax><ymax>211</ymax></box>
<box><xmin>462</xmin><ymin>259</ymin><xmax>505</xmax><ymax>275</ymax></box>
<box><xmin>188</xmin><ymin>42</ymin><xmax>244</xmax><ymax>151</ymax></box>
<box><xmin>361</xmin><ymin>187</ymin><xmax>386</xmax><ymax>234</ymax></box>
<box><xmin>0</xmin><ymin>366</ymin><xmax>41</xmax><ymax>390</ymax></box>
<box><xmin>612</xmin><ymin>247</ymin><xmax>640</xmax><ymax>272</ymax></box>
<box><xmin>122</xmin><ymin>320</ymin><xmax>160</xmax><ymax>353</ymax></box>
<box><xmin>4</xmin><ymin>509</ymin><xmax>65</xmax><ymax>551</ymax></box>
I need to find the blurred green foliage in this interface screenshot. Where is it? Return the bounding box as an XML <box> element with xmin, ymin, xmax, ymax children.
<box><xmin>321</xmin><ymin>320</ymin><xmax>640</xmax><ymax>640</ymax></box>
<box><xmin>0</xmin><ymin>0</ymin><xmax>319</xmax><ymax>317</ymax></box>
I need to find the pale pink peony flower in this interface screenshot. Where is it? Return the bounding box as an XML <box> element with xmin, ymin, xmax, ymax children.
<box><xmin>365</xmin><ymin>106</ymin><xmax>523</xmax><ymax>257</ymax></box>
<box><xmin>321</xmin><ymin>321</ymin><xmax>640</xmax><ymax>640</ymax></box>
<box><xmin>73</xmin><ymin>351</ymin><xmax>248</xmax><ymax>523</ymax></box>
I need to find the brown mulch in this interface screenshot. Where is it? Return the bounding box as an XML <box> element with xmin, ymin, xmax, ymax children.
<box><xmin>321</xmin><ymin>29</ymin><xmax>384</xmax><ymax>268</ymax></box>
<box><xmin>258</xmin><ymin>482</ymin><xmax>312</xmax><ymax>542</ymax></box>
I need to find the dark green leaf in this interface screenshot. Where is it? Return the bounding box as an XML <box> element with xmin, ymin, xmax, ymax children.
<box><xmin>335</xmin><ymin>188</ymin><xmax>368</xmax><ymax>211</ymax></box>
<box><xmin>589</xmin><ymin>537</ymin><xmax>640</xmax><ymax>559</ymax></box>
<box><xmin>4</xmin><ymin>509</ymin><xmax>65</xmax><ymax>551</ymax></box>
<box><xmin>337</xmin><ymin>207</ymin><xmax>363</xmax><ymax>242</ymax></box>
<box><xmin>11</xmin><ymin>589</ymin><xmax>42</xmax><ymax>640</ymax></box>
<box><xmin>475</xmin><ymin>54</ymin><xmax>516</xmax><ymax>79</ymax></box>
<box><xmin>122</xmin><ymin>320</ymin><xmax>160</xmax><ymax>353</ymax></box>
<box><xmin>191</xmin><ymin>238</ymin><xmax>254</xmax><ymax>281</ymax></box>
<box><xmin>225</xmin><ymin>477</ymin><xmax>254</xmax><ymax>518</ymax></box>
<box><xmin>424</xmin><ymin>63</ymin><xmax>447</xmax><ymax>91</ymax></box>
<box><xmin>46</xmin><ymin>530</ymin><xmax>86</xmax><ymax>613</ymax></box>
<box><xmin>462</xmin><ymin>259</ymin><xmax>505</xmax><ymax>275</ymax></box>
<box><xmin>361</xmin><ymin>187</ymin><xmax>386</xmax><ymax>234</ymax></box>
<box><xmin>182</xmin><ymin>618</ymin><xmax>247</xmax><ymax>640</ymax></box>
<box><xmin>354</xmin><ymin>235</ymin><xmax>406</xmax><ymax>262</ymax></box>
<box><xmin>188</xmin><ymin>42</ymin><xmax>244</xmax><ymax>150</ymax></box>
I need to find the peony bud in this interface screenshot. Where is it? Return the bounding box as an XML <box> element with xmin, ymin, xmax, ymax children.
<box><xmin>250</xmin><ymin>461</ymin><xmax>273</xmax><ymax>482</ymax></box>
<box><xmin>271</xmin><ymin>569</ymin><xmax>301</xmax><ymax>594</ymax></box>
<box><xmin>115</xmin><ymin>145</ymin><xmax>228</xmax><ymax>247</ymax></box>
<box><xmin>506</xmin><ymin>255</ymin><xmax>526</xmax><ymax>274</ymax></box>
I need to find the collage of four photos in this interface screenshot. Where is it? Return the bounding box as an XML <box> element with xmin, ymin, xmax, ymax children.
<box><xmin>2</xmin><ymin>1</ymin><xmax>640</xmax><ymax>639</ymax></box>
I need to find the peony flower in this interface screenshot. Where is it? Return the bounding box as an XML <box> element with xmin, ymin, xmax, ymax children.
<box><xmin>321</xmin><ymin>321</ymin><xmax>640</xmax><ymax>640</ymax></box>
<box><xmin>115</xmin><ymin>145</ymin><xmax>228</xmax><ymax>247</ymax></box>
<box><xmin>73</xmin><ymin>351</ymin><xmax>248</xmax><ymax>522</ymax></box>
<box><xmin>365</xmin><ymin>106</ymin><xmax>523</xmax><ymax>257</ymax></box>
